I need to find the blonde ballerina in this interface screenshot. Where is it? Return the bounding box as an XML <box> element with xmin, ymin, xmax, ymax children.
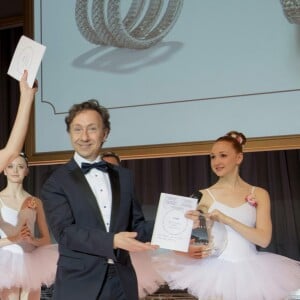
<box><xmin>0</xmin><ymin>153</ymin><xmax>58</xmax><ymax>300</ymax></box>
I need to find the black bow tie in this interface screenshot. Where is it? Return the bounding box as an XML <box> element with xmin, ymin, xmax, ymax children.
<box><xmin>81</xmin><ymin>161</ymin><xmax>109</xmax><ymax>174</ymax></box>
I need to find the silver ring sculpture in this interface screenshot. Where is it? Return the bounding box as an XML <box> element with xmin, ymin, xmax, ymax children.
<box><xmin>75</xmin><ymin>0</ymin><xmax>183</xmax><ymax>49</ymax></box>
<box><xmin>281</xmin><ymin>0</ymin><xmax>300</xmax><ymax>24</ymax></box>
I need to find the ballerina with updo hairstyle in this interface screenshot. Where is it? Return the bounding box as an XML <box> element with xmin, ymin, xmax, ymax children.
<box><xmin>148</xmin><ymin>130</ymin><xmax>300</xmax><ymax>300</ymax></box>
<box><xmin>0</xmin><ymin>153</ymin><xmax>58</xmax><ymax>300</ymax></box>
<box><xmin>218</xmin><ymin>131</ymin><xmax>247</xmax><ymax>149</ymax></box>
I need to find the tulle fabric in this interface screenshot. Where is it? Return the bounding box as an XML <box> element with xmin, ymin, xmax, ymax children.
<box><xmin>152</xmin><ymin>250</ymin><xmax>300</xmax><ymax>300</ymax></box>
<box><xmin>131</xmin><ymin>188</ymin><xmax>300</xmax><ymax>300</ymax></box>
<box><xmin>0</xmin><ymin>244</ymin><xmax>58</xmax><ymax>291</ymax></box>
<box><xmin>0</xmin><ymin>198</ymin><xmax>58</xmax><ymax>291</ymax></box>
<box><xmin>130</xmin><ymin>251</ymin><xmax>165</xmax><ymax>299</ymax></box>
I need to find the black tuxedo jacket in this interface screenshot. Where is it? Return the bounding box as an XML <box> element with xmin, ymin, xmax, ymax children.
<box><xmin>41</xmin><ymin>158</ymin><xmax>154</xmax><ymax>300</ymax></box>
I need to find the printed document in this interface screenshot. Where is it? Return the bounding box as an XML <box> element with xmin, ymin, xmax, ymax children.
<box><xmin>151</xmin><ymin>193</ymin><xmax>197</xmax><ymax>252</ymax></box>
<box><xmin>7</xmin><ymin>35</ymin><xmax>46</xmax><ymax>87</ymax></box>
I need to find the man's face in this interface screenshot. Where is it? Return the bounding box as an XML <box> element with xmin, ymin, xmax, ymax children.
<box><xmin>69</xmin><ymin>109</ymin><xmax>108</xmax><ymax>161</ymax></box>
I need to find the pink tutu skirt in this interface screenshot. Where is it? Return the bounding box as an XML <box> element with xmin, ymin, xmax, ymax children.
<box><xmin>130</xmin><ymin>251</ymin><xmax>165</xmax><ymax>299</ymax></box>
<box><xmin>0</xmin><ymin>244</ymin><xmax>58</xmax><ymax>291</ymax></box>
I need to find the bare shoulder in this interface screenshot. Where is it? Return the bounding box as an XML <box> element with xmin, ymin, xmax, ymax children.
<box><xmin>32</xmin><ymin>197</ymin><xmax>44</xmax><ymax>210</ymax></box>
<box><xmin>254</xmin><ymin>186</ymin><xmax>269</xmax><ymax>197</ymax></box>
<box><xmin>253</xmin><ymin>186</ymin><xmax>270</xmax><ymax>206</ymax></box>
<box><xmin>21</xmin><ymin>194</ymin><xmax>34</xmax><ymax>207</ymax></box>
<box><xmin>198</xmin><ymin>188</ymin><xmax>214</xmax><ymax>210</ymax></box>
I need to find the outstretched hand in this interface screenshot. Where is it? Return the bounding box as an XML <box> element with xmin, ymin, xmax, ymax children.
<box><xmin>114</xmin><ymin>231</ymin><xmax>158</xmax><ymax>252</ymax></box>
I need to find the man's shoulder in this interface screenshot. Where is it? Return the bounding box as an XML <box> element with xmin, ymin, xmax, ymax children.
<box><xmin>115</xmin><ymin>165</ymin><xmax>133</xmax><ymax>177</ymax></box>
<box><xmin>44</xmin><ymin>159</ymin><xmax>76</xmax><ymax>181</ymax></box>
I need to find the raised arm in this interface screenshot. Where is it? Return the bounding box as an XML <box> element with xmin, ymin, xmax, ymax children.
<box><xmin>0</xmin><ymin>71</ymin><xmax>37</xmax><ymax>172</ymax></box>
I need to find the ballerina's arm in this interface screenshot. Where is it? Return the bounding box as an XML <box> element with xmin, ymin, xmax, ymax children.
<box><xmin>209</xmin><ymin>187</ymin><xmax>272</xmax><ymax>248</ymax></box>
<box><xmin>21</xmin><ymin>198</ymin><xmax>51</xmax><ymax>247</ymax></box>
<box><xmin>0</xmin><ymin>71</ymin><xmax>37</xmax><ymax>173</ymax></box>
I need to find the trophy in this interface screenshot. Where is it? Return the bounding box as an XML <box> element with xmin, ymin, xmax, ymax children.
<box><xmin>190</xmin><ymin>191</ymin><xmax>209</xmax><ymax>245</ymax></box>
<box><xmin>191</xmin><ymin>209</ymin><xmax>209</xmax><ymax>245</ymax></box>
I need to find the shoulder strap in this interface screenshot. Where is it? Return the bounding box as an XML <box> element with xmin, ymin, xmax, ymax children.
<box><xmin>206</xmin><ymin>189</ymin><xmax>216</xmax><ymax>201</ymax></box>
<box><xmin>251</xmin><ymin>186</ymin><xmax>256</xmax><ymax>194</ymax></box>
<box><xmin>0</xmin><ymin>197</ymin><xmax>4</xmax><ymax>207</ymax></box>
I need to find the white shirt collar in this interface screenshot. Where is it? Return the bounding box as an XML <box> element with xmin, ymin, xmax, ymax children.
<box><xmin>73</xmin><ymin>152</ymin><xmax>101</xmax><ymax>167</ymax></box>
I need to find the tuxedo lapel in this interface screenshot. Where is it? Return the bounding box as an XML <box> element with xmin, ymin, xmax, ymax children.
<box><xmin>107</xmin><ymin>166</ymin><xmax>120</xmax><ymax>232</ymax></box>
<box><xmin>67</xmin><ymin>159</ymin><xmax>106</xmax><ymax>228</ymax></box>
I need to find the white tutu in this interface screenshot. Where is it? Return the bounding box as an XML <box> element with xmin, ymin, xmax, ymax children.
<box><xmin>0</xmin><ymin>197</ymin><xmax>58</xmax><ymax>291</ymax></box>
<box><xmin>0</xmin><ymin>244</ymin><xmax>58</xmax><ymax>291</ymax></box>
<box><xmin>153</xmin><ymin>250</ymin><xmax>300</xmax><ymax>300</ymax></box>
<box><xmin>131</xmin><ymin>188</ymin><xmax>300</xmax><ymax>300</ymax></box>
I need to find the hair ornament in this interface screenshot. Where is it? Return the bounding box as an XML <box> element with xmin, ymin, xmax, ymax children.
<box><xmin>19</xmin><ymin>152</ymin><xmax>29</xmax><ymax>166</ymax></box>
<box><xmin>228</xmin><ymin>132</ymin><xmax>243</xmax><ymax>145</ymax></box>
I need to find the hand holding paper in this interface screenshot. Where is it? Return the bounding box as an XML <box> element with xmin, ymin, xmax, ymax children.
<box><xmin>7</xmin><ymin>35</ymin><xmax>46</xmax><ymax>87</ymax></box>
<box><xmin>151</xmin><ymin>193</ymin><xmax>198</xmax><ymax>252</ymax></box>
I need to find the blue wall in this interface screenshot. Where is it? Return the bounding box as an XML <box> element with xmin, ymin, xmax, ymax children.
<box><xmin>33</xmin><ymin>1</ymin><xmax>300</xmax><ymax>152</ymax></box>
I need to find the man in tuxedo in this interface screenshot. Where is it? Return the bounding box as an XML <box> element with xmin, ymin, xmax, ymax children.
<box><xmin>41</xmin><ymin>99</ymin><xmax>157</xmax><ymax>300</ymax></box>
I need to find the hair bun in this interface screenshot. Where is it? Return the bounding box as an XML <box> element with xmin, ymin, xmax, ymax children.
<box><xmin>226</xmin><ymin>131</ymin><xmax>247</xmax><ymax>146</ymax></box>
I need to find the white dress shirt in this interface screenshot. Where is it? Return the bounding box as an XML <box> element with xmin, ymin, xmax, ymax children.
<box><xmin>74</xmin><ymin>152</ymin><xmax>112</xmax><ymax>232</ymax></box>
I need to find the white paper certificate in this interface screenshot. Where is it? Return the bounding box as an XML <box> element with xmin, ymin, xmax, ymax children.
<box><xmin>151</xmin><ymin>193</ymin><xmax>197</xmax><ymax>252</ymax></box>
<box><xmin>7</xmin><ymin>35</ymin><xmax>46</xmax><ymax>87</ymax></box>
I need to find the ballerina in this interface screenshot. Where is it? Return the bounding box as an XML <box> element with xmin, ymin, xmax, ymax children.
<box><xmin>0</xmin><ymin>153</ymin><xmax>58</xmax><ymax>300</ymax></box>
<box><xmin>152</xmin><ymin>131</ymin><xmax>300</xmax><ymax>300</ymax></box>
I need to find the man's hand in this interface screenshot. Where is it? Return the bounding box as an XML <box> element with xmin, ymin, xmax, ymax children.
<box><xmin>114</xmin><ymin>231</ymin><xmax>158</xmax><ymax>252</ymax></box>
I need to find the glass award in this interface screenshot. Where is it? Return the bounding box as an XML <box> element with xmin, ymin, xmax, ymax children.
<box><xmin>191</xmin><ymin>212</ymin><xmax>209</xmax><ymax>245</ymax></box>
<box><xmin>191</xmin><ymin>212</ymin><xmax>228</xmax><ymax>257</ymax></box>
